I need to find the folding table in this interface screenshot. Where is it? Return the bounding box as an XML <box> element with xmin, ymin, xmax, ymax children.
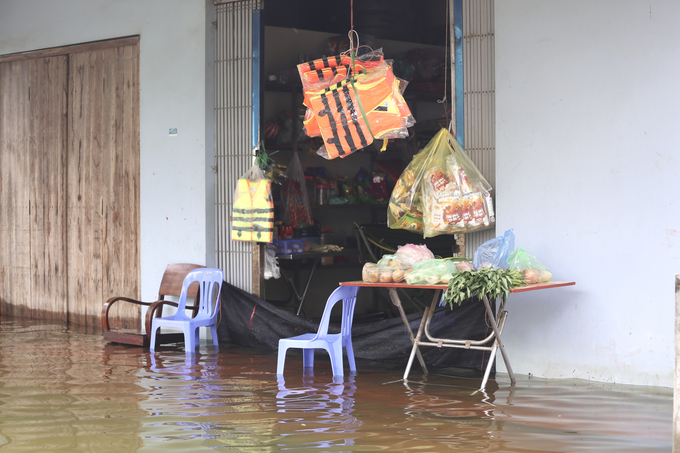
<box><xmin>339</xmin><ymin>280</ymin><xmax>575</xmax><ymax>390</ymax></box>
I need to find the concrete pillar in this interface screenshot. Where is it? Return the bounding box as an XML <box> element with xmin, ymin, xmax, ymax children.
<box><xmin>674</xmin><ymin>274</ymin><xmax>680</xmax><ymax>452</ymax></box>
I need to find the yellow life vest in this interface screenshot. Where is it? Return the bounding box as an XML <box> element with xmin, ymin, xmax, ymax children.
<box><xmin>231</xmin><ymin>178</ymin><xmax>274</xmax><ymax>242</ymax></box>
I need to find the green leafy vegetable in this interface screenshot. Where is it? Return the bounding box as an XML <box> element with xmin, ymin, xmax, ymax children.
<box><xmin>443</xmin><ymin>267</ymin><xmax>525</xmax><ymax>309</ymax></box>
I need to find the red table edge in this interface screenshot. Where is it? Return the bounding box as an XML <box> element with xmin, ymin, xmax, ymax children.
<box><xmin>339</xmin><ymin>280</ymin><xmax>575</xmax><ymax>292</ymax></box>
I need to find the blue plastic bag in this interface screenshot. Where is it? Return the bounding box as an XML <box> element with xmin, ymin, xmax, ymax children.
<box><xmin>472</xmin><ymin>229</ymin><xmax>515</xmax><ymax>270</ymax></box>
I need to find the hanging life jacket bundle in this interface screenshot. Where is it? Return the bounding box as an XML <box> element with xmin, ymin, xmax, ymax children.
<box><xmin>298</xmin><ymin>53</ymin><xmax>386</xmax><ymax>139</ymax></box>
<box><xmin>231</xmin><ymin>178</ymin><xmax>274</xmax><ymax>243</ymax></box>
<box><xmin>308</xmin><ymin>65</ymin><xmax>412</xmax><ymax>159</ymax></box>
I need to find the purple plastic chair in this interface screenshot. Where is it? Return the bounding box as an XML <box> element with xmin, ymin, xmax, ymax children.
<box><xmin>277</xmin><ymin>285</ymin><xmax>360</xmax><ymax>377</ymax></box>
<box><xmin>149</xmin><ymin>268</ymin><xmax>223</xmax><ymax>354</ymax></box>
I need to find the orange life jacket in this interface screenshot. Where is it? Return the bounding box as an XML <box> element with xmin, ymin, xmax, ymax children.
<box><xmin>298</xmin><ymin>54</ymin><xmax>386</xmax><ymax>138</ymax></box>
<box><xmin>308</xmin><ymin>66</ymin><xmax>412</xmax><ymax>158</ymax></box>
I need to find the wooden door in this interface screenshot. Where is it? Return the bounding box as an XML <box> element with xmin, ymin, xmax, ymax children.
<box><xmin>0</xmin><ymin>56</ymin><xmax>69</xmax><ymax>320</ymax></box>
<box><xmin>29</xmin><ymin>56</ymin><xmax>69</xmax><ymax>320</ymax></box>
<box><xmin>0</xmin><ymin>59</ymin><xmax>32</xmax><ymax>316</ymax></box>
<box><xmin>0</xmin><ymin>38</ymin><xmax>140</xmax><ymax>328</ymax></box>
<box><xmin>68</xmin><ymin>44</ymin><xmax>140</xmax><ymax>327</ymax></box>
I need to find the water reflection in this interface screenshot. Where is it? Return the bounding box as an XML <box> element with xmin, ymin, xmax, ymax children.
<box><xmin>0</xmin><ymin>320</ymin><xmax>147</xmax><ymax>452</ymax></box>
<box><xmin>149</xmin><ymin>351</ymin><xmax>220</xmax><ymax>380</ymax></box>
<box><xmin>275</xmin><ymin>371</ymin><xmax>361</xmax><ymax>451</ymax></box>
<box><xmin>0</xmin><ymin>318</ymin><xmax>672</xmax><ymax>452</ymax></box>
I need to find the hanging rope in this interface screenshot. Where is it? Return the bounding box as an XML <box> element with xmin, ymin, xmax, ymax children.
<box><xmin>343</xmin><ymin>0</ymin><xmax>388</xmax><ymax>152</ymax></box>
<box><xmin>351</xmin><ymin>0</ymin><xmax>354</xmax><ymax>32</ymax></box>
<box><xmin>438</xmin><ymin>0</ymin><xmax>451</xmax><ymax>127</ymax></box>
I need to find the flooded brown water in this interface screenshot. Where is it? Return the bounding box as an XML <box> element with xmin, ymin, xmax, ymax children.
<box><xmin>0</xmin><ymin>318</ymin><xmax>671</xmax><ymax>452</ymax></box>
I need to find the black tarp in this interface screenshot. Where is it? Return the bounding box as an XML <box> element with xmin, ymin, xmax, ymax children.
<box><xmin>217</xmin><ymin>282</ymin><xmax>496</xmax><ymax>375</ymax></box>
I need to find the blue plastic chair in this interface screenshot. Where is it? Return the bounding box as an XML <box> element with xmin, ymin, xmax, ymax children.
<box><xmin>277</xmin><ymin>285</ymin><xmax>360</xmax><ymax>377</ymax></box>
<box><xmin>149</xmin><ymin>268</ymin><xmax>223</xmax><ymax>354</ymax></box>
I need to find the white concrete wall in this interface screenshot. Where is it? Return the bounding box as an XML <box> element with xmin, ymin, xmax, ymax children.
<box><xmin>0</xmin><ymin>0</ymin><xmax>215</xmax><ymax>301</ymax></box>
<box><xmin>496</xmin><ymin>0</ymin><xmax>680</xmax><ymax>386</ymax></box>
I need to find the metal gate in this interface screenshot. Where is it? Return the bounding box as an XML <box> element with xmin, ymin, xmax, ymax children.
<box><xmin>214</xmin><ymin>0</ymin><xmax>262</xmax><ymax>292</ymax></box>
<box><xmin>460</xmin><ymin>0</ymin><xmax>496</xmax><ymax>256</ymax></box>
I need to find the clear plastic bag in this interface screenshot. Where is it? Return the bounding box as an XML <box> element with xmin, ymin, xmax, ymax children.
<box><xmin>405</xmin><ymin>259</ymin><xmax>458</xmax><ymax>285</ymax></box>
<box><xmin>394</xmin><ymin>243</ymin><xmax>434</xmax><ymax>266</ymax></box>
<box><xmin>507</xmin><ymin>247</ymin><xmax>552</xmax><ymax>284</ymax></box>
<box><xmin>281</xmin><ymin>152</ymin><xmax>313</xmax><ymax>228</ymax></box>
<box><xmin>263</xmin><ymin>243</ymin><xmax>280</xmax><ymax>280</ymax></box>
<box><xmin>361</xmin><ymin>254</ymin><xmax>412</xmax><ymax>283</ymax></box>
<box><xmin>388</xmin><ymin>128</ymin><xmax>496</xmax><ymax>237</ymax></box>
<box><xmin>472</xmin><ymin>229</ymin><xmax>515</xmax><ymax>270</ymax></box>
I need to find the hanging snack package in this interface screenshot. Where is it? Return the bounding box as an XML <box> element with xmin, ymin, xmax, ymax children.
<box><xmin>386</xmin><ymin>147</ymin><xmax>430</xmax><ymax>233</ymax></box>
<box><xmin>281</xmin><ymin>152</ymin><xmax>314</xmax><ymax>228</ymax></box>
<box><xmin>231</xmin><ymin>165</ymin><xmax>274</xmax><ymax>243</ymax></box>
<box><xmin>507</xmin><ymin>247</ymin><xmax>553</xmax><ymax>284</ymax></box>
<box><xmin>388</xmin><ymin>128</ymin><xmax>496</xmax><ymax>238</ymax></box>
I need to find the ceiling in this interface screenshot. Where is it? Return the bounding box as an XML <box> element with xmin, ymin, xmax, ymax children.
<box><xmin>263</xmin><ymin>0</ymin><xmax>448</xmax><ymax>46</ymax></box>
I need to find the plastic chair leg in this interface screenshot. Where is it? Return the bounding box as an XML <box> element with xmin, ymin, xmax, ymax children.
<box><xmin>302</xmin><ymin>349</ymin><xmax>315</xmax><ymax>369</ymax></box>
<box><xmin>149</xmin><ymin>326</ymin><xmax>158</xmax><ymax>352</ymax></box>
<box><xmin>210</xmin><ymin>325</ymin><xmax>219</xmax><ymax>347</ymax></box>
<box><xmin>344</xmin><ymin>339</ymin><xmax>356</xmax><ymax>372</ymax></box>
<box><xmin>184</xmin><ymin>327</ymin><xmax>196</xmax><ymax>353</ymax></box>
<box><xmin>327</xmin><ymin>342</ymin><xmax>344</xmax><ymax>377</ymax></box>
<box><xmin>276</xmin><ymin>345</ymin><xmax>288</xmax><ymax>374</ymax></box>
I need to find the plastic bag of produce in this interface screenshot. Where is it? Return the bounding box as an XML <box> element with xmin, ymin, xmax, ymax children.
<box><xmin>388</xmin><ymin>128</ymin><xmax>495</xmax><ymax>237</ymax></box>
<box><xmin>507</xmin><ymin>248</ymin><xmax>552</xmax><ymax>284</ymax></box>
<box><xmin>361</xmin><ymin>254</ymin><xmax>412</xmax><ymax>283</ymax></box>
<box><xmin>394</xmin><ymin>243</ymin><xmax>434</xmax><ymax>266</ymax></box>
<box><xmin>281</xmin><ymin>152</ymin><xmax>313</xmax><ymax>228</ymax></box>
<box><xmin>472</xmin><ymin>229</ymin><xmax>515</xmax><ymax>270</ymax></box>
<box><xmin>405</xmin><ymin>259</ymin><xmax>458</xmax><ymax>285</ymax></box>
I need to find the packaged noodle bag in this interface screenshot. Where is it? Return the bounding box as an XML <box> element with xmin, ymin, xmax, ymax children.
<box><xmin>388</xmin><ymin>128</ymin><xmax>496</xmax><ymax>238</ymax></box>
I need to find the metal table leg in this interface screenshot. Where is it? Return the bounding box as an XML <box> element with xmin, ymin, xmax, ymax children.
<box><xmin>389</xmin><ymin>288</ymin><xmax>441</xmax><ymax>377</ymax></box>
<box><xmin>479</xmin><ymin>310</ymin><xmax>508</xmax><ymax>390</ymax></box>
<box><xmin>403</xmin><ymin>305</ymin><xmax>430</xmax><ymax>379</ymax></box>
<box><xmin>481</xmin><ymin>295</ymin><xmax>515</xmax><ymax>386</ymax></box>
<box><xmin>388</xmin><ymin>288</ymin><xmax>428</xmax><ymax>374</ymax></box>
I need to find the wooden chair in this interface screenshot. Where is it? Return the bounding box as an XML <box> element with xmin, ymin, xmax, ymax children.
<box><xmin>101</xmin><ymin>263</ymin><xmax>205</xmax><ymax>347</ymax></box>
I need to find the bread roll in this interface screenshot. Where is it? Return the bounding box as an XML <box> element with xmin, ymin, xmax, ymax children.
<box><xmin>392</xmin><ymin>268</ymin><xmax>405</xmax><ymax>282</ymax></box>
<box><xmin>379</xmin><ymin>270</ymin><xmax>393</xmax><ymax>283</ymax></box>
<box><xmin>362</xmin><ymin>263</ymin><xmax>376</xmax><ymax>283</ymax></box>
<box><xmin>367</xmin><ymin>266</ymin><xmax>381</xmax><ymax>283</ymax></box>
